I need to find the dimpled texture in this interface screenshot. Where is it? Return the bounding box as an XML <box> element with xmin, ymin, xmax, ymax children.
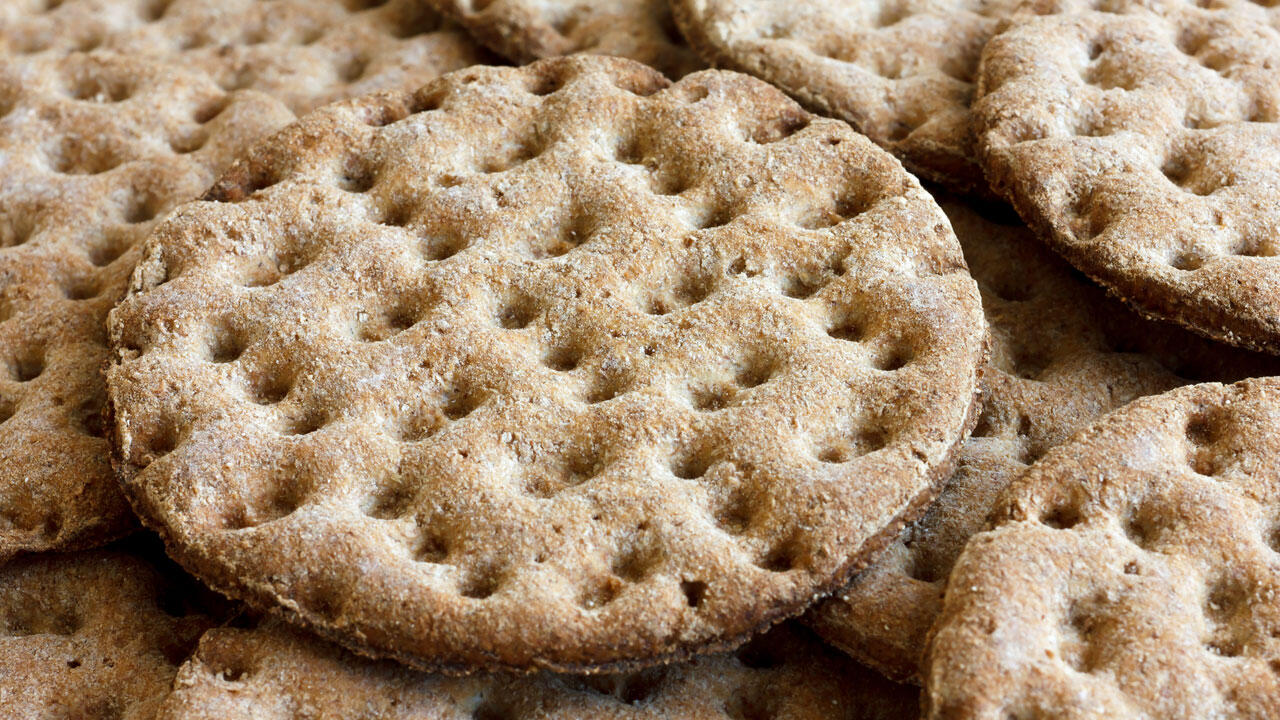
<box><xmin>0</xmin><ymin>5</ymin><xmax>485</xmax><ymax>561</ymax></box>
<box><xmin>0</xmin><ymin>51</ymin><xmax>298</xmax><ymax>561</ymax></box>
<box><xmin>804</xmin><ymin>198</ymin><xmax>1280</xmax><ymax>682</ymax></box>
<box><xmin>670</xmin><ymin>0</ymin><xmax>1160</xmax><ymax>195</ymax></box>
<box><xmin>926</xmin><ymin>378</ymin><xmax>1280</xmax><ymax>718</ymax></box>
<box><xmin>106</xmin><ymin>56</ymin><xmax>985</xmax><ymax>673</ymax></box>
<box><xmin>426</xmin><ymin>0</ymin><xmax>703</xmax><ymax>78</ymax></box>
<box><xmin>975</xmin><ymin>6</ymin><xmax>1280</xmax><ymax>353</ymax></box>
<box><xmin>157</xmin><ymin>619</ymin><xmax>918</xmax><ymax>720</ymax></box>
<box><xmin>0</xmin><ymin>0</ymin><xmax>493</xmax><ymax>114</ymax></box>
<box><xmin>0</xmin><ymin>550</ymin><xmax>217</xmax><ymax>720</ymax></box>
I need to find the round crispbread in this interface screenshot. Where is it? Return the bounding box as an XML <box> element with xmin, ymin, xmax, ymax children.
<box><xmin>0</xmin><ymin>3</ymin><xmax>486</xmax><ymax>560</ymax></box>
<box><xmin>805</xmin><ymin>196</ymin><xmax>1280</xmax><ymax>682</ymax></box>
<box><xmin>974</xmin><ymin>5</ymin><xmax>1280</xmax><ymax>352</ymax></box>
<box><xmin>107</xmin><ymin>56</ymin><xmax>985</xmax><ymax>672</ymax></box>
<box><xmin>158</xmin><ymin>619</ymin><xmax>918</xmax><ymax>720</ymax></box>
<box><xmin>926</xmin><ymin>377</ymin><xmax>1280</xmax><ymax>717</ymax></box>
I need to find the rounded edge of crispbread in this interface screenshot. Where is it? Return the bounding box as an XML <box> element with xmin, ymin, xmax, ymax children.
<box><xmin>974</xmin><ymin>8</ymin><xmax>1280</xmax><ymax>355</ymax></box>
<box><xmin>107</xmin><ymin>55</ymin><xmax>986</xmax><ymax>674</ymax></box>
<box><xmin>923</xmin><ymin>377</ymin><xmax>1280</xmax><ymax>719</ymax></box>
<box><xmin>111</xmin><ymin>379</ymin><xmax>979</xmax><ymax>676</ymax></box>
<box><xmin>668</xmin><ymin>0</ymin><xmax>992</xmax><ymax>197</ymax></box>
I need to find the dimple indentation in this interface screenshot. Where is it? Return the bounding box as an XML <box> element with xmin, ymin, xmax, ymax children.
<box><xmin>1122</xmin><ymin>501</ymin><xmax>1165</xmax><ymax>550</ymax></box>
<box><xmin>282</xmin><ymin>407</ymin><xmax>328</xmax><ymax>437</ymax></box>
<box><xmin>817</xmin><ymin>428</ymin><xmax>887</xmax><ymax>464</ymax></box>
<box><xmin>585</xmin><ymin>372</ymin><xmax>630</xmax><ymax>404</ymax></box>
<box><xmin>206</xmin><ymin>323</ymin><xmax>245</xmax><ymax>364</ymax></box>
<box><xmin>543</xmin><ymin>342</ymin><xmax>582</xmax><ymax>373</ymax></box>
<box><xmin>356</xmin><ymin>302</ymin><xmax>419</xmax><ymax>342</ymax></box>
<box><xmin>11</xmin><ymin>346</ymin><xmax>44</xmax><ymax>382</ymax></box>
<box><xmin>539</xmin><ymin>209</ymin><xmax>594</xmax><ymax>259</ymax></box>
<box><xmin>459</xmin><ymin>566</ymin><xmax>501</xmax><ymax>600</ymax></box>
<box><xmin>247</xmin><ymin>369</ymin><xmax>292</xmax><ymax>405</ymax></box>
<box><xmin>872</xmin><ymin>340</ymin><xmax>914</xmax><ymax>372</ymax></box>
<box><xmin>337</xmin><ymin>157</ymin><xmax>378</xmax><ymax>193</ymax></box>
<box><xmin>496</xmin><ymin>293</ymin><xmax>538</xmax><ymax>330</ymax></box>
<box><xmin>689</xmin><ymin>382</ymin><xmax>736</xmax><ymax>412</ymax></box>
<box><xmin>49</xmin><ymin>136</ymin><xmax>123</xmax><ymax>175</ymax></box>
<box><xmin>1186</xmin><ymin>410</ymin><xmax>1224</xmax><ymax>476</ymax></box>
<box><xmin>579</xmin><ymin>575</ymin><xmax>623</xmax><ymax>610</ymax></box>
<box><xmin>0</xmin><ymin>214</ymin><xmax>33</xmax><ymax>248</ymax></box>
<box><xmin>712</xmin><ymin>488</ymin><xmax>752</xmax><ymax>535</ymax></box>
<box><xmin>62</xmin><ymin>275</ymin><xmax>100</xmax><ymax>301</ymax></box>
<box><xmin>1204</xmin><ymin>576</ymin><xmax>1249</xmax><ymax>657</ymax></box>
<box><xmin>442</xmin><ymin>382</ymin><xmax>485</xmax><ymax>421</ymax></box>
<box><xmin>826</xmin><ymin>309</ymin><xmax>864</xmax><ymax>342</ymax></box>
<box><xmin>419</xmin><ymin>233</ymin><xmax>468</xmax><ymax>262</ymax></box>
<box><xmin>680</xmin><ymin>580</ymin><xmax>707</xmax><ymax>608</ymax></box>
<box><xmin>411</xmin><ymin>527</ymin><xmax>449</xmax><ymax>564</ymax></box>
<box><xmin>733</xmin><ymin>354</ymin><xmax>775</xmax><ymax>389</ymax></box>
<box><xmin>643</xmin><ymin>270</ymin><xmax>715</xmax><ymax>316</ymax></box>
<box><xmin>758</xmin><ymin>536</ymin><xmax>800</xmax><ymax>573</ymax></box>
<box><xmin>1061</xmin><ymin>596</ymin><xmax>1105</xmax><ymax>673</ymax></box>
<box><xmin>671</xmin><ymin>443</ymin><xmax>714</xmax><ymax>480</ymax></box>
<box><xmin>780</xmin><ymin>274</ymin><xmax>823</xmax><ymax>299</ymax></box>
<box><xmin>1041</xmin><ymin>501</ymin><xmax>1083</xmax><ymax>530</ymax></box>
<box><xmin>362</xmin><ymin>479</ymin><xmax>416</xmax><ymax>520</ymax></box>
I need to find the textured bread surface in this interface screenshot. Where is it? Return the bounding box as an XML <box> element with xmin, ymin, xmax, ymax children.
<box><xmin>0</xmin><ymin>0</ymin><xmax>492</xmax><ymax>115</ymax></box>
<box><xmin>0</xmin><ymin>2</ymin><xmax>484</xmax><ymax>560</ymax></box>
<box><xmin>158</xmin><ymin>618</ymin><xmax>918</xmax><ymax>719</ymax></box>
<box><xmin>926</xmin><ymin>378</ymin><xmax>1280</xmax><ymax>718</ymax></box>
<box><xmin>0</xmin><ymin>548</ymin><xmax>218</xmax><ymax>720</ymax></box>
<box><xmin>426</xmin><ymin>0</ymin><xmax>703</xmax><ymax>77</ymax></box>
<box><xmin>975</xmin><ymin>6</ymin><xmax>1280</xmax><ymax>352</ymax></box>
<box><xmin>107</xmin><ymin>55</ymin><xmax>985</xmax><ymax>673</ymax></box>
<box><xmin>805</xmin><ymin>197</ymin><xmax>1280</xmax><ymax>681</ymax></box>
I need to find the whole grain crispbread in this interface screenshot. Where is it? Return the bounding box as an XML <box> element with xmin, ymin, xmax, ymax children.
<box><xmin>926</xmin><ymin>378</ymin><xmax>1280</xmax><ymax>718</ymax></box>
<box><xmin>0</xmin><ymin>547</ymin><xmax>220</xmax><ymax>720</ymax></box>
<box><xmin>974</xmin><ymin>6</ymin><xmax>1280</xmax><ymax>353</ymax></box>
<box><xmin>804</xmin><ymin>196</ymin><xmax>1280</xmax><ymax>683</ymax></box>
<box><xmin>0</xmin><ymin>5</ymin><xmax>485</xmax><ymax>561</ymax></box>
<box><xmin>669</xmin><ymin>0</ymin><xmax>1273</xmax><ymax>196</ymax></box>
<box><xmin>158</xmin><ymin>618</ymin><xmax>918</xmax><ymax>720</ymax></box>
<box><xmin>1</xmin><ymin>0</ymin><xmax>494</xmax><ymax>115</ymax></box>
<box><xmin>0</xmin><ymin>51</ymin><xmax>296</xmax><ymax>560</ymax></box>
<box><xmin>426</xmin><ymin>0</ymin><xmax>703</xmax><ymax>78</ymax></box>
<box><xmin>106</xmin><ymin>56</ymin><xmax>986</xmax><ymax>673</ymax></box>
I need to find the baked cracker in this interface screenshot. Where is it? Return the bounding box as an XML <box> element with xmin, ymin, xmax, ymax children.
<box><xmin>0</xmin><ymin>0</ymin><xmax>495</xmax><ymax>115</ymax></box>
<box><xmin>0</xmin><ymin>8</ymin><xmax>485</xmax><ymax>560</ymax></box>
<box><xmin>106</xmin><ymin>55</ymin><xmax>986</xmax><ymax>673</ymax></box>
<box><xmin>926</xmin><ymin>377</ymin><xmax>1280</xmax><ymax>718</ymax></box>
<box><xmin>426</xmin><ymin>0</ymin><xmax>703</xmax><ymax>77</ymax></box>
<box><xmin>0</xmin><ymin>548</ymin><xmax>219</xmax><ymax>720</ymax></box>
<box><xmin>974</xmin><ymin>6</ymin><xmax>1280</xmax><ymax>353</ymax></box>
<box><xmin>158</xmin><ymin>618</ymin><xmax>918</xmax><ymax>719</ymax></box>
<box><xmin>805</xmin><ymin>195</ymin><xmax>1280</xmax><ymax>682</ymax></box>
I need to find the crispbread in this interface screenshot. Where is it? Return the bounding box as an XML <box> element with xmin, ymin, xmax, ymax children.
<box><xmin>925</xmin><ymin>378</ymin><xmax>1280</xmax><ymax>718</ymax></box>
<box><xmin>0</xmin><ymin>548</ymin><xmax>219</xmax><ymax>720</ymax></box>
<box><xmin>159</xmin><ymin>618</ymin><xmax>918</xmax><ymax>719</ymax></box>
<box><xmin>106</xmin><ymin>56</ymin><xmax>986</xmax><ymax>672</ymax></box>
<box><xmin>0</xmin><ymin>51</ymin><xmax>296</xmax><ymax>560</ymax></box>
<box><xmin>805</xmin><ymin>196</ymin><xmax>1280</xmax><ymax>682</ymax></box>
<box><xmin>425</xmin><ymin>0</ymin><xmax>703</xmax><ymax>78</ymax></box>
<box><xmin>0</xmin><ymin>0</ymin><xmax>494</xmax><ymax>115</ymax></box>
<box><xmin>0</xmin><ymin>9</ymin><xmax>485</xmax><ymax>560</ymax></box>
<box><xmin>974</xmin><ymin>6</ymin><xmax>1280</xmax><ymax>353</ymax></box>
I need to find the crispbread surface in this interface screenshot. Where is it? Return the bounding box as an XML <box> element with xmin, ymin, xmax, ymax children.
<box><xmin>805</xmin><ymin>197</ymin><xmax>1280</xmax><ymax>682</ymax></box>
<box><xmin>106</xmin><ymin>56</ymin><xmax>985</xmax><ymax>672</ymax></box>
<box><xmin>0</xmin><ymin>0</ymin><xmax>492</xmax><ymax>115</ymax></box>
<box><xmin>925</xmin><ymin>378</ymin><xmax>1280</xmax><ymax>718</ymax></box>
<box><xmin>669</xmin><ymin>0</ymin><xmax>1274</xmax><ymax>195</ymax></box>
<box><xmin>974</xmin><ymin>7</ymin><xmax>1280</xmax><ymax>353</ymax></box>
<box><xmin>0</xmin><ymin>549</ymin><xmax>218</xmax><ymax>720</ymax></box>
<box><xmin>0</xmin><ymin>51</ymin><xmax>296</xmax><ymax>560</ymax></box>
<box><xmin>426</xmin><ymin>0</ymin><xmax>703</xmax><ymax>78</ymax></box>
<box><xmin>0</xmin><ymin>9</ymin><xmax>484</xmax><ymax>561</ymax></box>
<box><xmin>159</xmin><ymin>619</ymin><xmax>918</xmax><ymax>719</ymax></box>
